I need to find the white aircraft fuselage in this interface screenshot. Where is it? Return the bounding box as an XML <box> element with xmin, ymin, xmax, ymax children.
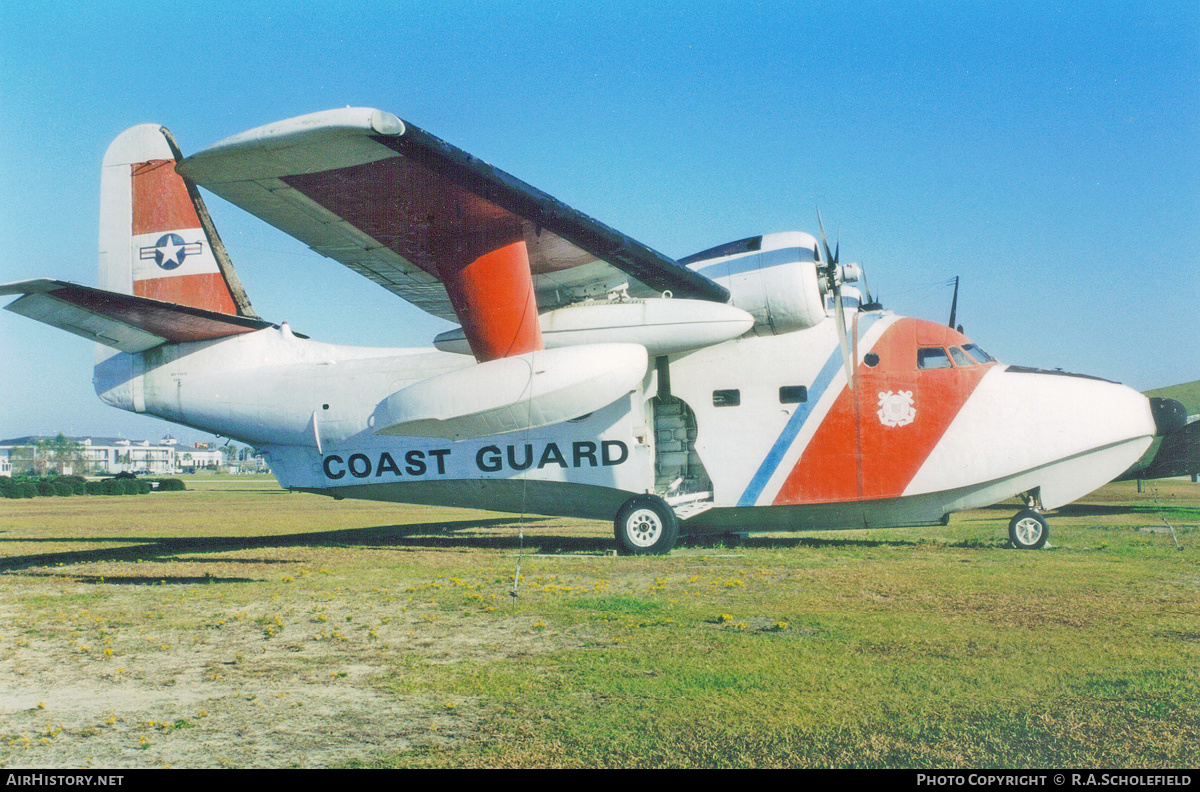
<box><xmin>93</xmin><ymin>301</ymin><xmax>1156</xmax><ymax>533</ymax></box>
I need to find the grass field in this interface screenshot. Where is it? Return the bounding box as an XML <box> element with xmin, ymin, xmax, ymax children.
<box><xmin>0</xmin><ymin>474</ymin><xmax>1197</xmax><ymax>768</ymax></box>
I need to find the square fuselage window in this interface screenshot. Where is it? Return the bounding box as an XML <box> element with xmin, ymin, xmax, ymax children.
<box><xmin>713</xmin><ymin>389</ymin><xmax>741</xmax><ymax>407</ymax></box>
<box><xmin>779</xmin><ymin>385</ymin><xmax>808</xmax><ymax>403</ymax></box>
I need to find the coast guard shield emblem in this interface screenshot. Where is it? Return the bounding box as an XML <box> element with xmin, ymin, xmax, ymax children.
<box><xmin>877</xmin><ymin>390</ymin><xmax>916</xmax><ymax>427</ymax></box>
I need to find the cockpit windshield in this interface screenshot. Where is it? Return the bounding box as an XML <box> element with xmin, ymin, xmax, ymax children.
<box><xmin>961</xmin><ymin>343</ymin><xmax>996</xmax><ymax>364</ymax></box>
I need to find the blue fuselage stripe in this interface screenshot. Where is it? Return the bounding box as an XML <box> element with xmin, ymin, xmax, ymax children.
<box><xmin>735</xmin><ymin>313</ymin><xmax>883</xmax><ymax>506</ymax></box>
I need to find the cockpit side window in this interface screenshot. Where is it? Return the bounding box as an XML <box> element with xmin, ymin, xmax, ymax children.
<box><xmin>948</xmin><ymin>346</ymin><xmax>973</xmax><ymax>367</ymax></box>
<box><xmin>917</xmin><ymin>347</ymin><xmax>952</xmax><ymax>370</ymax></box>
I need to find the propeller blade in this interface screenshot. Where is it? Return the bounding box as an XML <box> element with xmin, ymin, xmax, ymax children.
<box><xmin>817</xmin><ymin>210</ymin><xmax>853</xmax><ymax>390</ymax></box>
<box><xmin>833</xmin><ymin>284</ymin><xmax>854</xmax><ymax>392</ymax></box>
<box><xmin>817</xmin><ymin>210</ymin><xmax>835</xmax><ymax>270</ymax></box>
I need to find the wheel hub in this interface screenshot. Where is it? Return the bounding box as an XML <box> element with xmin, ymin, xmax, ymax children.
<box><xmin>626</xmin><ymin>508</ymin><xmax>663</xmax><ymax>548</ymax></box>
<box><xmin>1014</xmin><ymin>516</ymin><xmax>1043</xmax><ymax>545</ymax></box>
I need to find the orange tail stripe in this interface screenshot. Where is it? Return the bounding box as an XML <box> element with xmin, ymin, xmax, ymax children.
<box><xmin>135</xmin><ymin>274</ymin><xmax>238</xmax><ymax>316</ymax></box>
<box><xmin>131</xmin><ymin>160</ymin><xmax>201</xmax><ymax>236</ymax></box>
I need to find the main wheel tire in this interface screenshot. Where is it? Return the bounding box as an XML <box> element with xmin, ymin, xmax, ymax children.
<box><xmin>614</xmin><ymin>494</ymin><xmax>679</xmax><ymax>555</ymax></box>
<box><xmin>1009</xmin><ymin>509</ymin><xmax>1049</xmax><ymax>550</ymax></box>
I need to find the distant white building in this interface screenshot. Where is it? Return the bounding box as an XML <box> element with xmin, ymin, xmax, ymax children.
<box><xmin>177</xmin><ymin>443</ymin><xmax>225</xmax><ymax>471</ymax></box>
<box><xmin>0</xmin><ymin>435</ymin><xmax>268</xmax><ymax>476</ymax></box>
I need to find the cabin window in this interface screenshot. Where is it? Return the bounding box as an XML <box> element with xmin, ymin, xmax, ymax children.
<box><xmin>713</xmin><ymin>389</ymin><xmax>741</xmax><ymax>407</ymax></box>
<box><xmin>864</xmin><ymin>352</ymin><xmax>880</xmax><ymax>367</ymax></box>
<box><xmin>779</xmin><ymin>386</ymin><xmax>808</xmax><ymax>404</ymax></box>
<box><xmin>917</xmin><ymin>347</ymin><xmax>952</xmax><ymax>370</ymax></box>
<box><xmin>962</xmin><ymin>343</ymin><xmax>996</xmax><ymax>364</ymax></box>
<box><xmin>948</xmin><ymin>346</ymin><xmax>973</xmax><ymax>367</ymax></box>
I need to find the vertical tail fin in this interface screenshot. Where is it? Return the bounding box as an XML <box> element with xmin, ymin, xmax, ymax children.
<box><xmin>99</xmin><ymin>124</ymin><xmax>257</xmax><ymax>317</ymax></box>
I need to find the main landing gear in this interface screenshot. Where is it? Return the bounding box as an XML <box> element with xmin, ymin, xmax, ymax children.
<box><xmin>614</xmin><ymin>494</ymin><xmax>679</xmax><ymax>555</ymax></box>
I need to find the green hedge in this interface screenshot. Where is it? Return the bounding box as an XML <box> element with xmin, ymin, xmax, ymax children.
<box><xmin>0</xmin><ymin>474</ymin><xmax>162</xmax><ymax>498</ymax></box>
<box><xmin>1</xmin><ymin>481</ymin><xmax>36</xmax><ymax>499</ymax></box>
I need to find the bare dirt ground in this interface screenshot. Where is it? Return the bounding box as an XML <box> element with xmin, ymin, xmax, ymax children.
<box><xmin>0</xmin><ymin>484</ymin><xmax>604</xmax><ymax>768</ymax></box>
<box><xmin>0</xmin><ymin>558</ymin><xmax>596</xmax><ymax>768</ymax></box>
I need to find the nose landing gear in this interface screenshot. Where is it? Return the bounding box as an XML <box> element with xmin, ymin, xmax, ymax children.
<box><xmin>1009</xmin><ymin>488</ymin><xmax>1049</xmax><ymax>549</ymax></box>
<box><xmin>1009</xmin><ymin>509</ymin><xmax>1049</xmax><ymax>549</ymax></box>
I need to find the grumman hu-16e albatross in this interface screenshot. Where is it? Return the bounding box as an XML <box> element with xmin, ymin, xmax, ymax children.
<box><xmin>3</xmin><ymin>108</ymin><xmax>1187</xmax><ymax>554</ymax></box>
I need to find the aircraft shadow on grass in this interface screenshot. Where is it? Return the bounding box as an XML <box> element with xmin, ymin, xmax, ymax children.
<box><xmin>0</xmin><ymin>517</ymin><xmax>554</xmax><ymax>578</ymax></box>
<box><xmin>0</xmin><ymin>516</ymin><xmax>1011</xmax><ymax>581</ymax></box>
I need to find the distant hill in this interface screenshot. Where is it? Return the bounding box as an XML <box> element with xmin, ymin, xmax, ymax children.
<box><xmin>1145</xmin><ymin>379</ymin><xmax>1200</xmax><ymax>417</ymax></box>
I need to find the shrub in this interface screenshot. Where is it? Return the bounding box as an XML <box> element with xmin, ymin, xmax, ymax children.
<box><xmin>36</xmin><ymin>480</ymin><xmax>55</xmax><ymax>497</ymax></box>
<box><xmin>84</xmin><ymin>480</ymin><xmax>104</xmax><ymax>495</ymax></box>
<box><xmin>59</xmin><ymin>475</ymin><xmax>87</xmax><ymax>495</ymax></box>
<box><xmin>101</xmin><ymin>478</ymin><xmax>124</xmax><ymax>496</ymax></box>
<box><xmin>52</xmin><ymin>480</ymin><xmax>74</xmax><ymax>497</ymax></box>
<box><xmin>120</xmin><ymin>479</ymin><xmax>141</xmax><ymax>495</ymax></box>
<box><xmin>20</xmin><ymin>483</ymin><xmax>38</xmax><ymax>498</ymax></box>
<box><xmin>156</xmin><ymin>478</ymin><xmax>186</xmax><ymax>492</ymax></box>
<box><xmin>136</xmin><ymin>480</ymin><xmax>151</xmax><ymax>495</ymax></box>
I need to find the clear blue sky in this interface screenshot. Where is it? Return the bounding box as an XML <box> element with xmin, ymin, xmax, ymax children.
<box><xmin>1</xmin><ymin>0</ymin><xmax>1197</xmax><ymax>445</ymax></box>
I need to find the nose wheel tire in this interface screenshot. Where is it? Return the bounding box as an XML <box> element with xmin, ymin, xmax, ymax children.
<box><xmin>614</xmin><ymin>494</ymin><xmax>679</xmax><ymax>555</ymax></box>
<box><xmin>1009</xmin><ymin>509</ymin><xmax>1048</xmax><ymax>550</ymax></box>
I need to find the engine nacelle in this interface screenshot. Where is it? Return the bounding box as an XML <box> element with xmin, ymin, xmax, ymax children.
<box><xmin>680</xmin><ymin>231</ymin><xmax>826</xmax><ymax>336</ymax></box>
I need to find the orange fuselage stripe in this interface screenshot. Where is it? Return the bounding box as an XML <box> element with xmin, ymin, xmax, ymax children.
<box><xmin>773</xmin><ymin>318</ymin><xmax>992</xmax><ymax>505</ymax></box>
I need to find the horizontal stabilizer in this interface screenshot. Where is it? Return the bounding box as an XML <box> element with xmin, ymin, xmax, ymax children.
<box><xmin>377</xmin><ymin>343</ymin><xmax>649</xmax><ymax>440</ymax></box>
<box><xmin>1</xmin><ymin>279</ymin><xmax>273</xmax><ymax>353</ymax></box>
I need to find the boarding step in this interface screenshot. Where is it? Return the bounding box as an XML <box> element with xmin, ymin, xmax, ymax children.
<box><xmin>665</xmin><ymin>490</ymin><xmax>715</xmax><ymax>521</ymax></box>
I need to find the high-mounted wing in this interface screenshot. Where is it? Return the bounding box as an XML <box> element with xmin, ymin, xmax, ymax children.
<box><xmin>177</xmin><ymin>108</ymin><xmax>728</xmax><ymax>361</ymax></box>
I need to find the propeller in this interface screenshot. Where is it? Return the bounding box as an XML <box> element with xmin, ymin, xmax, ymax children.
<box><xmin>817</xmin><ymin>211</ymin><xmax>856</xmax><ymax>392</ymax></box>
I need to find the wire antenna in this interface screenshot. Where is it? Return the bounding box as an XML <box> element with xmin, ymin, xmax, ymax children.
<box><xmin>1149</xmin><ymin>482</ymin><xmax>1184</xmax><ymax>551</ymax></box>
<box><xmin>510</xmin><ymin>352</ymin><xmax>537</xmax><ymax>604</ymax></box>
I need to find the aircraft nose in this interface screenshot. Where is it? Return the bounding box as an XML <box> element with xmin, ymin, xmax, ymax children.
<box><xmin>1149</xmin><ymin>397</ymin><xmax>1188</xmax><ymax>436</ymax></box>
<box><xmin>904</xmin><ymin>366</ymin><xmax>1159</xmax><ymax>510</ymax></box>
